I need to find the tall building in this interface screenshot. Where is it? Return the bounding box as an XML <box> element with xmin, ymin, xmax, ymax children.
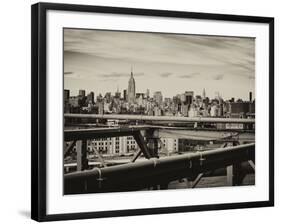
<box><xmin>96</xmin><ymin>93</ymin><xmax>103</xmax><ymax>102</ymax></box>
<box><xmin>105</xmin><ymin>92</ymin><xmax>111</xmax><ymax>102</ymax></box>
<box><xmin>186</xmin><ymin>91</ymin><xmax>194</xmax><ymax>102</ymax></box>
<box><xmin>64</xmin><ymin>89</ymin><xmax>70</xmax><ymax>102</ymax></box>
<box><xmin>136</xmin><ymin>93</ymin><xmax>145</xmax><ymax>106</ymax></box>
<box><xmin>78</xmin><ymin>89</ymin><xmax>86</xmax><ymax>97</ymax></box>
<box><xmin>181</xmin><ymin>91</ymin><xmax>194</xmax><ymax>105</ymax></box>
<box><xmin>146</xmin><ymin>89</ymin><xmax>150</xmax><ymax>99</ymax></box>
<box><xmin>153</xmin><ymin>91</ymin><xmax>163</xmax><ymax>105</ymax></box>
<box><xmin>249</xmin><ymin>91</ymin><xmax>252</xmax><ymax>102</ymax></box>
<box><xmin>127</xmin><ymin>67</ymin><xmax>136</xmax><ymax>104</ymax></box>
<box><xmin>86</xmin><ymin>91</ymin><xmax>94</xmax><ymax>104</ymax></box>
<box><xmin>115</xmin><ymin>86</ymin><xmax>121</xmax><ymax>99</ymax></box>
<box><xmin>202</xmin><ymin>88</ymin><xmax>206</xmax><ymax>99</ymax></box>
<box><xmin>123</xmin><ymin>89</ymin><xmax>127</xmax><ymax>101</ymax></box>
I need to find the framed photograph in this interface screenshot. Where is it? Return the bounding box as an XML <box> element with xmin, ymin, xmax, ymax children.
<box><xmin>31</xmin><ymin>2</ymin><xmax>274</xmax><ymax>222</ymax></box>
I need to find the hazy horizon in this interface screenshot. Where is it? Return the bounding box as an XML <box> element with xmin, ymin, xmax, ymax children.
<box><xmin>64</xmin><ymin>29</ymin><xmax>255</xmax><ymax>101</ymax></box>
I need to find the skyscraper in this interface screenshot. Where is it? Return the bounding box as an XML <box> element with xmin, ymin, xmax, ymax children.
<box><xmin>146</xmin><ymin>89</ymin><xmax>150</xmax><ymax>99</ymax></box>
<box><xmin>123</xmin><ymin>89</ymin><xmax>127</xmax><ymax>101</ymax></box>
<box><xmin>153</xmin><ymin>91</ymin><xmax>163</xmax><ymax>105</ymax></box>
<box><xmin>202</xmin><ymin>88</ymin><xmax>206</xmax><ymax>99</ymax></box>
<box><xmin>64</xmin><ymin>89</ymin><xmax>70</xmax><ymax>102</ymax></box>
<box><xmin>115</xmin><ymin>86</ymin><xmax>121</xmax><ymax>99</ymax></box>
<box><xmin>182</xmin><ymin>91</ymin><xmax>194</xmax><ymax>105</ymax></box>
<box><xmin>78</xmin><ymin>89</ymin><xmax>86</xmax><ymax>97</ymax></box>
<box><xmin>86</xmin><ymin>91</ymin><xmax>95</xmax><ymax>104</ymax></box>
<box><xmin>249</xmin><ymin>91</ymin><xmax>252</xmax><ymax>102</ymax></box>
<box><xmin>127</xmin><ymin>67</ymin><xmax>136</xmax><ymax>104</ymax></box>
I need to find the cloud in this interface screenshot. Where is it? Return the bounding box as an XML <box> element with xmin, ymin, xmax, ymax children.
<box><xmin>64</xmin><ymin>29</ymin><xmax>254</xmax><ymax>70</ymax></box>
<box><xmin>178</xmin><ymin>72</ymin><xmax>199</xmax><ymax>79</ymax></box>
<box><xmin>213</xmin><ymin>74</ymin><xmax>224</xmax><ymax>80</ymax></box>
<box><xmin>100</xmin><ymin>79</ymin><xmax>118</xmax><ymax>82</ymax></box>
<box><xmin>64</xmin><ymin>71</ymin><xmax>82</xmax><ymax>79</ymax></box>
<box><xmin>248</xmin><ymin>75</ymin><xmax>255</xmax><ymax>80</ymax></box>
<box><xmin>99</xmin><ymin>72</ymin><xmax>144</xmax><ymax>78</ymax></box>
<box><xmin>134</xmin><ymin>72</ymin><xmax>145</xmax><ymax>77</ymax></box>
<box><xmin>229</xmin><ymin>62</ymin><xmax>254</xmax><ymax>72</ymax></box>
<box><xmin>159</xmin><ymin>72</ymin><xmax>173</xmax><ymax>77</ymax></box>
<box><xmin>100</xmin><ymin>72</ymin><xmax>128</xmax><ymax>78</ymax></box>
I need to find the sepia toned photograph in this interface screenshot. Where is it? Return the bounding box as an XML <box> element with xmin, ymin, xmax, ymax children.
<box><xmin>63</xmin><ymin>28</ymin><xmax>255</xmax><ymax>195</ymax></box>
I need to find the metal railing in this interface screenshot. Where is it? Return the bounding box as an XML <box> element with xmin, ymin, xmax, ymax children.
<box><xmin>64</xmin><ymin>143</ymin><xmax>255</xmax><ymax>194</ymax></box>
<box><xmin>63</xmin><ymin>113</ymin><xmax>255</xmax><ymax>194</ymax></box>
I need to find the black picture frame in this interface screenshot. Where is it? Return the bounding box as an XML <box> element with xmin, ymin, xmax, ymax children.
<box><xmin>31</xmin><ymin>2</ymin><xmax>274</xmax><ymax>222</ymax></box>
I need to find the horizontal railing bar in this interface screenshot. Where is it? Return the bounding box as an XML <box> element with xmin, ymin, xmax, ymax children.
<box><xmin>64</xmin><ymin>143</ymin><xmax>255</xmax><ymax>194</ymax></box>
<box><xmin>64</xmin><ymin>113</ymin><xmax>255</xmax><ymax>123</ymax></box>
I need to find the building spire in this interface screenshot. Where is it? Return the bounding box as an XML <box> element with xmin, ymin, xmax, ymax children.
<box><xmin>128</xmin><ymin>66</ymin><xmax>136</xmax><ymax>104</ymax></box>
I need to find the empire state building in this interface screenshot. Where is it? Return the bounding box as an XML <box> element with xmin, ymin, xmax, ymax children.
<box><xmin>127</xmin><ymin>67</ymin><xmax>136</xmax><ymax>104</ymax></box>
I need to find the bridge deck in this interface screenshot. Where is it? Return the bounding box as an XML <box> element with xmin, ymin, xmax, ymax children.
<box><xmin>65</xmin><ymin>113</ymin><xmax>255</xmax><ymax>123</ymax></box>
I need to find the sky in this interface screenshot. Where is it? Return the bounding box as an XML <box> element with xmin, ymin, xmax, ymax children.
<box><xmin>64</xmin><ymin>28</ymin><xmax>255</xmax><ymax>100</ymax></box>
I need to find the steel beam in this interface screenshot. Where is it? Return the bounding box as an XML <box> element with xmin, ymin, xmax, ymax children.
<box><xmin>248</xmin><ymin>160</ymin><xmax>255</xmax><ymax>171</ymax></box>
<box><xmin>226</xmin><ymin>165</ymin><xmax>234</xmax><ymax>186</ymax></box>
<box><xmin>64</xmin><ymin>140</ymin><xmax>76</xmax><ymax>157</ymax></box>
<box><xmin>76</xmin><ymin>140</ymin><xmax>88</xmax><ymax>171</ymax></box>
<box><xmin>191</xmin><ymin>173</ymin><xmax>204</xmax><ymax>188</ymax></box>
<box><xmin>132</xmin><ymin>132</ymin><xmax>151</xmax><ymax>159</ymax></box>
<box><xmin>226</xmin><ymin>163</ymin><xmax>245</xmax><ymax>186</ymax></box>
<box><xmin>64</xmin><ymin>126</ymin><xmax>150</xmax><ymax>141</ymax></box>
<box><xmin>90</xmin><ymin>141</ymin><xmax>107</xmax><ymax>167</ymax></box>
<box><xmin>131</xmin><ymin>149</ymin><xmax>142</xmax><ymax>163</ymax></box>
<box><xmin>146</xmin><ymin>129</ymin><xmax>159</xmax><ymax>158</ymax></box>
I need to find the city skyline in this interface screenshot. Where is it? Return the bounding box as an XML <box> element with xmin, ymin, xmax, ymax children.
<box><xmin>65</xmin><ymin>73</ymin><xmax>253</xmax><ymax>102</ymax></box>
<box><xmin>64</xmin><ymin>29</ymin><xmax>255</xmax><ymax>100</ymax></box>
<box><xmin>65</xmin><ymin>83</ymin><xmax>253</xmax><ymax>102</ymax></box>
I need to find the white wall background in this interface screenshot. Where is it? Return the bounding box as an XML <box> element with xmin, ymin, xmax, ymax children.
<box><xmin>0</xmin><ymin>0</ymin><xmax>279</xmax><ymax>223</ymax></box>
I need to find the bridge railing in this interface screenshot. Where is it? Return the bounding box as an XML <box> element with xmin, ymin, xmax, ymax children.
<box><xmin>64</xmin><ymin>143</ymin><xmax>255</xmax><ymax>194</ymax></box>
<box><xmin>63</xmin><ymin>113</ymin><xmax>255</xmax><ymax>194</ymax></box>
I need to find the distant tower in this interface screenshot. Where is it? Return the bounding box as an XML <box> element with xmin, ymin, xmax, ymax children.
<box><xmin>78</xmin><ymin>89</ymin><xmax>86</xmax><ymax>97</ymax></box>
<box><xmin>128</xmin><ymin>67</ymin><xmax>136</xmax><ymax>104</ymax></box>
<box><xmin>123</xmin><ymin>89</ymin><xmax>127</xmax><ymax>101</ymax></box>
<box><xmin>115</xmin><ymin>85</ymin><xmax>121</xmax><ymax>98</ymax></box>
<box><xmin>202</xmin><ymin>88</ymin><xmax>206</xmax><ymax>99</ymax></box>
<box><xmin>146</xmin><ymin>89</ymin><xmax>150</xmax><ymax>99</ymax></box>
<box><xmin>249</xmin><ymin>91</ymin><xmax>252</xmax><ymax>102</ymax></box>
